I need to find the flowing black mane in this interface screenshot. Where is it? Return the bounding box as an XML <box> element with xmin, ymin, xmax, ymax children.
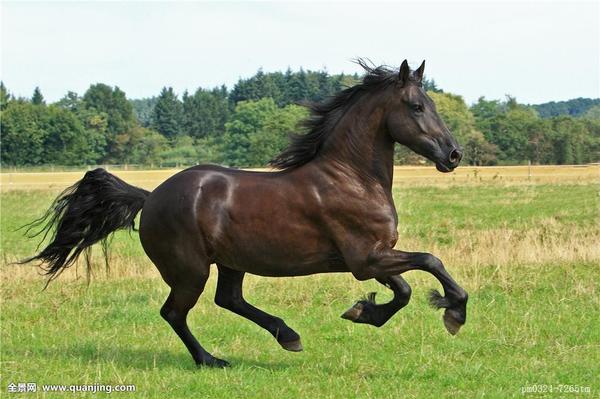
<box><xmin>270</xmin><ymin>60</ymin><xmax>402</xmax><ymax>170</ymax></box>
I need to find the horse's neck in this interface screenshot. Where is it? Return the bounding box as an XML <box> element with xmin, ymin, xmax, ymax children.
<box><xmin>318</xmin><ymin>94</ymin><xmax>395</xmax><ymax>191</ymax></box>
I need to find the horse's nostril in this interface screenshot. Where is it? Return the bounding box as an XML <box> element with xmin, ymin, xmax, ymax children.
<box><xmin>449</xmin><ymin>149</ymin><xmax>462</xmax><ymax>165</ymax></box>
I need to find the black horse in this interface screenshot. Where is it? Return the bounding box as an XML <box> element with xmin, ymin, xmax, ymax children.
<box><xmin>24</xmin><ymin>60</ymin><xmax>468</xmax><ymax>367</ymax></box>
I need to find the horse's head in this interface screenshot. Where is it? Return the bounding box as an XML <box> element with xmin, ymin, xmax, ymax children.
<box><xmin>386</xmin><ymin>60</ymin><xmax>462</xmax><ymax>172</ymax></box>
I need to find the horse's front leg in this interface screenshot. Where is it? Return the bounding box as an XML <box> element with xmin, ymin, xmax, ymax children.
<box><xmin>214</xmin><ymin>264</ymin><xmax>303</xmax><ymax>352</ymax></box>
<box><xmin>341</xmin><ymin>275</ymin><xmax>412</xmax><ymax>327</ymax></box>
<box><xmin>350</xmin><ymin>248</ymin><xmax>468</xmax><ymax>335</ymax></box>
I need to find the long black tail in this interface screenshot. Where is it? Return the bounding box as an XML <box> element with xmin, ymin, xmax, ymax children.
<box><xmin>21</xmin><ymin>168</ymin><xmax>150</xmax><ymax>283</ymax></box>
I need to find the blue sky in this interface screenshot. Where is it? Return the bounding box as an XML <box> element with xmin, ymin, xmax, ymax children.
<box><xmin>1</xmin><ymin>1</ymin><xmax>598</xmax><ymax>104</ymax></box>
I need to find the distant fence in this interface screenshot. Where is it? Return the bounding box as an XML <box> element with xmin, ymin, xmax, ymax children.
<box><xmin>0</xmin><ymin>162</ymin><xmax>216</xmax><ymax>173</ymax></box>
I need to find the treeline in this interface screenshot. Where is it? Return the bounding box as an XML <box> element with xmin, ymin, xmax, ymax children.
<box><xmin>1</xmin><ymin>69</ymin><xmax>598</xmax><ymax>168</ymax></box>
<box><xmin>533</xmin><ymin>98</ymin><xmax>600</xmax><ymax>118</ymax></box>
<box><xmin>424</xmin><ymin>94</ymin><xmax>600</xmax><ymax>166</ymax></box>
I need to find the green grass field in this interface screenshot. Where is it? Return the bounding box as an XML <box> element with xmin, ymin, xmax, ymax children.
<box><xmin>1</xmin><ymin>167</ymin><xmax>599</xmax><ymax>398</ymax></box>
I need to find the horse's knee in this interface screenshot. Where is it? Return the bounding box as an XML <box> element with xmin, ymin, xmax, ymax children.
<box><xmin>421</xmin><ymin>253</ymin><xmax>443</xmax><ymax>272</ymax></box>
<box><xmin>160</xmin><ymin>291</ymin><xmax>196</xmax><ymax>325</ymax></box>
<box><xmin>160</xmin><ymin>302</ymin><xmax>180</xmax><ymax>325</ymax></box>
<box><xmin>398</xmin><ymin>283</ymin><xmax>412</xmax><ymax>305</ymax></box>
<box><xmin>214</xmin><ymin>294</ymin><xmax>242</xmax><ymax>311</ymax></box>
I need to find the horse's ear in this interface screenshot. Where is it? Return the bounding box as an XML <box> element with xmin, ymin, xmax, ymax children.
<box><xmin>414</xmin><ymin>60</ymin><xmax>425</xmax><ymax>82</ymax></box>
<box><xmin>399</xmin><ymin>60</ymin><xmax>410</xmax><ymax>83</ymax></box>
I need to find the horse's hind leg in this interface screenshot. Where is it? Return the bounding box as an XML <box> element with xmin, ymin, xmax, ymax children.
<box><xmin>341</xmin><ymin>274</ymin><xmax>412</xmax><ymax>327</ymax></box>
<box><xmin>160</xmin><ymin>279</ymin><xmax>229</xmax><ymax>368</ymax></box>
<box><xmin>214</xmin><ymin>264</ymin><xmax>302</xmax><ymax>352</ymax></box>
<box><xmin>152</xmin><ymin>249</ymin><xmax>228</xmax><ymax>367</ymax></box>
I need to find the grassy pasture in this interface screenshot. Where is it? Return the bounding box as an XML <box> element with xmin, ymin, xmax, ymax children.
<box><xmin>1</xmin><ymin>166</ymin><xmax>599</xmax><ymax>398</ymax></box>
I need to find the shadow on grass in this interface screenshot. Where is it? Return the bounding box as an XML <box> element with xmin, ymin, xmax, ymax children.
<box><xmin>26</xmin><ymin>343</ymin><xmax>294</xmax><ymax>372</ymax></box>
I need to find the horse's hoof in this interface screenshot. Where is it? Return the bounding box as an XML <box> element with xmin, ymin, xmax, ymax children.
<box><xmin>443</xmin><ymin>309</ymin><xmax>463</xmax><ymax>335</ymax></box>
<box><xmin>279</xmin><ymin>338</ymin><xmax>303</xmax><ymax>352</ymax></box>
<box><xmin>341</xmin><ymin>302</ymin><xmax>364</xmax><ymax>321</ymax></box>
<box><xmin>198</xmin><ymin>357</ymin><xmax>230</xmax><ymax>368</ymax></box>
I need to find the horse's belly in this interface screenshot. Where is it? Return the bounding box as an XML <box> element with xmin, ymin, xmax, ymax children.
<box><xmin>212</xmin><ymin>228</ymin><xmax>343</xmax><ymax>276</ymax></box>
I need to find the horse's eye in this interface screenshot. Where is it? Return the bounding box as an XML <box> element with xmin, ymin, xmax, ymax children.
<box><xmin>412</xmin><ymin>104</ymin><xmax>424</xmax><ymax>113</ymax></box>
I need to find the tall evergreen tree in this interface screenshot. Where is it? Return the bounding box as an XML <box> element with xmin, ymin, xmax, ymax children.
<box><xmin>423</xmin><ymin>77</ymin><xmax>442</xmax><ymax>93</ymax></box>
<box><xmin>31</xmin><ymin>86</ymin><xmax>45</xmax><ymax>105</ymax></box>
<box><xmin>152</xmin><ymin>87</ymin><xmax>184</xmax><ymax>139</ymax></box>
<box><xmin>0</xmin><ymin>81</ymin><xmax>10</xmax><ymax>110</ymax></box>
<box><xmin>285</xmin><ymin>68</ymin><xmax>309</xmax><ymax>103</ymax></box>
<box><xmin>182</xmin><ymin>86</ymin><xmax>229</xmax><ymax>138</ymax></box>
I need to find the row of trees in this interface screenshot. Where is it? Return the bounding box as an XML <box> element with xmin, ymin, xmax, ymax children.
<box><xmin>1</xmin><ymin>69</ymin><xmax>598</xmax><ymax>168</ymax></box>
<box><xmin>1</xmin><ymin>81</ymin><xmax>164</xmax><ymax>166</ymax></box>
<box><xmin>425</xmin><ymin>93</ymin><xmax>600</xmax><ymax>166</ymax></box>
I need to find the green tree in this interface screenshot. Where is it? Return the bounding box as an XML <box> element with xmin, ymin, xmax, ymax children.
<box><xmin>112</xmin><ymin>126</ymin><xmax>167</xmax><ymax>165</ymax></box>
<box><xmin>229</xmin><ymin>68</ymin><xmax>361</xmax><ymax>107</ymax></box>
<box><xmin>57</xmin><ymin>91</ymin><xmax>108</xmax><ymax>162</ymax></box>
<box><xmin>427</xmin><ymin>91</ymin><xmax>476</xmax><ymax>144</ymax></box>
<box><xmin>582</xmin><ymin>118</ymin><xmax>600</xmax><ymax>162</ymax></box>
<box><xmin>583</xmin><ymin>104</ymin><xmax>600</xmax><ymax>120</ymax></box>
<box><xmin>132</xmin><ymin>128</ymin><xmax>167</xmax><ymax>165</ymax></box>
<box><xmin>182</xmin><ymin>86</ymin><xmax>229</xmax><ymax>138</ymax></box>
<box><xmin>473</xmin><ymin>96</ymin><xmax>538</xmax><ymax>163</ymax></box>
<box><xmin>471</xmin><ymin>97</ymin><xmax>501</xmax><ymax>133</ymax></box>
<box><xmin>159</xmin><ymin>135</ymin><xmax>198</xmax><ymax>166</ymax></box>
<box><xmin>247</xmin><ymin>103</ymin><xmax>307</xmax><ymax>166</ymax></box>
<box><xmin>334</xmin><ymin>73</ymin><xmax>360</xmax><ymax>91</ymax></box>
<box><xmin>56</xmin><ymin>91</ymin><xmax>82</xmax><ymax>112</ymax></box>
<box><xmin>221</xmin><ymin>98</ymin><xmax>279</xmax><ymax>166</ymax></box>
<box><xmin>316</xmin><ymin>70</ymin><xmax>335</xmax><ymax>100</ymax></box>
<box><xmin>427</xmin><ymin>91</ymin><xmax>496</xmax><ymax>165</ymax></box>
<box><xmin>549</xmin><ymin>117</ymin><xmax>589</xmax><ymax>164</ymax></box>
<box><xmin>284</xmin><ymin>68</ymin><xmax>310</xmax><ymax>103</ymax></box>
<box><xmin>220</xmin><ymin>98</ymin><xmax>307</xmax><ymax>167</ymax></box>
<box><xmin>43</xmin><ymin>106</ymin><xmax>103</xmax><ymax>165</ymax></box>
<box><xmin>525</xmin><ymin>119</ymin><xmax>552</xmax><ymax>164</ymax></box>
<box><xmin>31</xmin><ymin>87</ymin><xmax>45</xmax><ymax>105</ymax></box>
<box><xmin>75</xmin><ymin>110</ymin><xmax>109</xmax><ymax>162</ymax></box>
<box><xmin>0</xmin><ymin>81</ymin><xmax>11</xmax><ymax>110</ymax></box>
<box><xmin>498</xmin><ymin>105</ymin><xmax>539</xmax><ymax>163</ymax></box>
<box><xmin>130</xmin><ymin>97</ymin><xmax>158</xmax><ymax>127</ymax></box>
<box><xmin>152</xmin><ymin>87</ymin><xmax>183</xmax><ymax>138</ymax></box>
<box><xmin>195</xmin><ymin>135</ymin><xmax>222</xmax><ymax>164</ymax></box>
<box><xmin>462</xmin><ymin>131</ymin><xmax>498</xmax><ymax>165</ymax></box>
<box><xmin>230</xmin><ymin>70</ymin><xmax>287</xmax><ymax>106</ymax></box>
<box><xmin>0</xmin><ymin>102</ymin><xmax>102</xmax><ymax>165</ymax></box>
<box><xmin>534</xmin><ymin>98</ymin><xmax>600</xmax><ymax>118</ymax></box>
<box><xmin>0</xmin><ymin>102</ymin><xmax>48</xmax><ymax>165</ymax></box>
<box><xmin>83</xmin><ymin>84</ymin><xmax>136</xmax><ymax>136</ymax></box>
<box><xmin>423</xmin><ymin>77</ymin><xmax>442</xmax><ymax>93</ymax></box>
